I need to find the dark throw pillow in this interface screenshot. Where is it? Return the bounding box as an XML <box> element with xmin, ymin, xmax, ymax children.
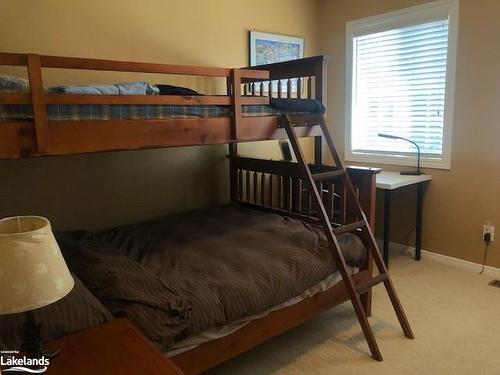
<box><xmin>156</xmin><ymin>84</ymin><xmax>201</xmax><ymax>96</ymax></box>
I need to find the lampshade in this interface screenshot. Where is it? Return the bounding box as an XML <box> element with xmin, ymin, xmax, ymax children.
<box><xmin>0</xmin><ymin>216</ymin><xmax>74</xmax><ymax>315</ymax></box>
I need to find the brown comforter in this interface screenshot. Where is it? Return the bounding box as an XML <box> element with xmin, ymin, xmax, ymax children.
<box><xmin>60</xmin><ymin>205</ymin><xmax>366</xmax><ymax>351</ymax></box>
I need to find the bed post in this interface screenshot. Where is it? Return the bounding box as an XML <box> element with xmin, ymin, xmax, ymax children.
<box><xmin>228</xmin><ymin>72</ymin><xmax>241</xmax><ymax>203</ymax></box>
<box><xmin>27</xmin><ymin>54</ymin><xmax>51</xmax><ymax>153</ymax></box>
<box><xmin>314</xmin><ymin>57</ymin><xmax>327</xmax><ymax>166</ymax></box>
<box><xmin>229</xmin><ymin>142</ymin><xmax>238</xmax><ymax>203</ymax></box>
<box><xmin>347</xmin><ymin>166</ymin><xmax>380</xmax><ymax>317</ymax></box>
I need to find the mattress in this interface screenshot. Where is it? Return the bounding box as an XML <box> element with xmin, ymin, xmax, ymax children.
<box><xmin>0</xmin><ymin>103</ymin><xmax>313</xmax><ymax>122</ymax></box>
<box><xmin>59</xmin><ymin>205</ymin><xmax>367</xmax><ymax>352</ymax></box>
<box><xmin>0</xmin><ymin>77</ymin><xmax>325</xmax><ymax>122</ymax></box>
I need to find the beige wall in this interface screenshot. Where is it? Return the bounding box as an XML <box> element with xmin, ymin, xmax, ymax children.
<box><xmin>0</xmin><ymin>0</ymin><xmax>320</xmax><ymax>231</ymax></box>
<box><xmin>3</xmin><ymin>0</ymin><xmax>498</xmax><ymax>269</ymax></box>
<box><xmin>318</xmin><ymin>0</ymin><xmax>500</xmax><ymax>268</ymax></box>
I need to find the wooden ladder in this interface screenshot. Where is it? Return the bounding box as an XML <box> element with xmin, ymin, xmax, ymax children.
<box><xmin>282</xmin><ymin>114</ymin><xmax>414</xmax><ymax>361</ymax></box>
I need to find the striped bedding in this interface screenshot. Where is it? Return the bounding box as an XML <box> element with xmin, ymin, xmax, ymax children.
<box><xmin>58</xmin><ymin>205</ymin><xmax>367</xmax><ymax>351</ymax></box>
<box><xmin>0</xmin><ymin>275</ymin><xmax>113</xmax><ymax>350</ymax></box>
<box><xmin>0</xmin><ymin>103</ymin><xmax>313</xmax><ymax>122</ymax></box>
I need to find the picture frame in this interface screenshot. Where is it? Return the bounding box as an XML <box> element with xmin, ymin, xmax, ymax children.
<box><xmin>249</xmin><ymin>31</ymin><xmax>304</xmax><ymax>66</ymax></box>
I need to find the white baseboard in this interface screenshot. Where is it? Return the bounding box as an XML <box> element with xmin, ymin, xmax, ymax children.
<box><xmin>377</xmin><ymin>240</ymin><xmax>500</xmax><ymax>279</ymax></box>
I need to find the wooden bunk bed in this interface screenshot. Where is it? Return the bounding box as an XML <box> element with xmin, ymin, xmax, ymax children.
<box><xmin>0</xmin><ymin>52</ymin><xmax>413</xmax><ymax>374</ymax></box>
<box><xmin>0</xmin><ymin>53</ymin><xmax>326</xmax><ymax>159</ymax></box>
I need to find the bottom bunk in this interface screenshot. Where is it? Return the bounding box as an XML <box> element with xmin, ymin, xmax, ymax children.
<box><xmin>58</xmin><ymin>204</ymin><xmax>367</xmax><ymax>351</ymax></box>
<box><xmin>0</xmin><ymin>160</ymin><xmax>378</xmax><ymax>374</ymax></box>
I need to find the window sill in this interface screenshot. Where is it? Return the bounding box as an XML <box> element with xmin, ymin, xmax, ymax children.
<box><xmin>345</xmin><ymin>151</ymin><xmax>450</xmax><ymax>170</ymax></box>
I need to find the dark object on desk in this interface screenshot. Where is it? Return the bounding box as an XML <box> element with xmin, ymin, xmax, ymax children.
<box><xmin>378</xmin><ymin>133</ymin><xmax>422</xmax><ymax>175</ymax></box>
<box><xmin>279</xmin><ymin>139</ymin><xmax>293</xmax><ymax>161</ymax></box>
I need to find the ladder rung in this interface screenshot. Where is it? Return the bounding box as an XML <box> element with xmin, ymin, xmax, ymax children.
<box><xmin>356</xmin><ymin>274</ymin><xmax>388</xmax><ymax>295</ymax></box>
<box><xmin>312</xmin><ymin>169</ymin><xmax>345</xmax><ymax>181</ymax></box>
<box><xmin>332</xmin><ymin>220</ymin><xmax>366</xmax><ymax>235</ymax></box>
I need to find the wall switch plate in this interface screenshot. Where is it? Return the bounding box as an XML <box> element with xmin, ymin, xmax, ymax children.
<box><xmin>483</xmin><ymin>224</ymin><xmax>495</xmax><ymax>242</ymax></box>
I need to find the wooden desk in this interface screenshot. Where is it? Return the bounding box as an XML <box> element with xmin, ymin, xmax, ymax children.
<box><xmin>45</xmin><ymin>319</ymin><xmax>184</xmax><ymax>375</ymax></box>
<box><xmin>376</xmin><ymin>171</ymin><xmax>431</xmax><ymax>267</ymax></box>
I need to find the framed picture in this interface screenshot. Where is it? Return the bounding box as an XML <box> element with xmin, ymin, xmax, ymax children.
<box><xmin>249</xmin><ymin>31</ymin><xmax>304</xmax><ymax>66</ymax></box>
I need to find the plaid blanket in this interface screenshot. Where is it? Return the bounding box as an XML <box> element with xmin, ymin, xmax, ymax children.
<box><xmin>0</xmin><ymin>104</ymin><xmax>311</xmax><ymax>122</ymax></box>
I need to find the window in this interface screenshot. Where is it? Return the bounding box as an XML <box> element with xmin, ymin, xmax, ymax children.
<box><xmin>345</xmin><ymin>0</ymin><xmax>458</xmax><ymax>169</ymax></box>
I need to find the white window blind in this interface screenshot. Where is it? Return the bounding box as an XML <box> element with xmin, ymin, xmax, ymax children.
<box><xmin>345</xmin><ymin>0</ymin><xmax>458</xmax><ymax>170</ymax></box>
<box><xmin>352</xmin><ymin>19</ymin><xmax>449</xmax><ymax>156</ymax></box>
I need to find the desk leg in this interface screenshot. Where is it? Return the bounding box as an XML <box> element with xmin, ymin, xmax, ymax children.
<box><xmin>415</xmin><ymin>182</ymin><xmax>423</xmax><ymax>261</ymax></box>
<box><xmin>383</xmin><ymin>190</ymin><xmax>391</xmax><ymax>267</ymax></box>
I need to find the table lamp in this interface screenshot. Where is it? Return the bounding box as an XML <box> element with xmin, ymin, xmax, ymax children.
<box><xmin>0</xmin><ymin>215</ymin><xmax>74</xmax><ymax>358</ymax></box>
<box><xmin>378</xmin><ymin>133</ymin><xmax>422</xmax><ymax>175</ymax></box>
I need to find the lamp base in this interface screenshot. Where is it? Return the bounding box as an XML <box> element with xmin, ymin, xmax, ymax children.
<box><xmin>400</xmin><ymin>170</ymin><xmax>423</xmax><ymax>175</ymax></box>
<box><xmin>20</xmin><ymin>311</ymin><xmax>61</xmax><ymax>359</ymax></box>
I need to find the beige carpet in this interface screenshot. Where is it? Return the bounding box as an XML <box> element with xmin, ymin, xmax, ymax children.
<box><xmin>208</xmin><ymin>253</ymin><xmax>500</xmax><ymax>375</ymax></box>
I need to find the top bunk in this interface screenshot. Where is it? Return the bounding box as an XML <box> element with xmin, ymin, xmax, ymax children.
<box><xmin>0</xmin><ymin>53</ymin><xmax>327</xmax><ymax>160</ymax></box>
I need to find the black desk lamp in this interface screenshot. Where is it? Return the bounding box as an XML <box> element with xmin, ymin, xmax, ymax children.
<box><xmin>378</xmin><ymin>133</ymin><xmax>422</xmax><ymax>175</ymax></box>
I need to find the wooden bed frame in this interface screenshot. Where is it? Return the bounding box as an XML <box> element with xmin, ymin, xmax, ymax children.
<box><xmin>171</xmin><ymin>163</ymin><xmax>379</xmax><ymax>374</ymax></box>
<box><xmin>0</xmin><ymin>53</ymin><xmax>327</xmax><ymax>160</ymax></box>
<box><xmin>0</xmin><ymin>52</ymin><xmax>380</xmax><ymax>374</ymax></box>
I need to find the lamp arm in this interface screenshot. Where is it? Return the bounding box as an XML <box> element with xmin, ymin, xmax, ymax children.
<box><xmin>403</xmin><ymin>138</ymin><xmax>421</xmax><ymax>173</ymax></box>
<box><xmin>389</xmin><ymin>135</ymin><xmax>421</xmax><ymax>172</ymax></box>
<box><xmin>378</xmin><ymin>133</ymin><xmax>422</xmax><ymax>174</ymax></box>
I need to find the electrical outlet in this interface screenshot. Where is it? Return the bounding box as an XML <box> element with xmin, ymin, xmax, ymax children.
<box><xmin>483</xmin><ymin>224</ymin><xmax>495</xmax><ymax>242</ymax></box>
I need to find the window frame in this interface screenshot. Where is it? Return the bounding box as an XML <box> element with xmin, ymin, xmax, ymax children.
<box><xmin>345</xmin><ymin>0</ymin><xmax>459</xmax><ymax>170</ymax></box>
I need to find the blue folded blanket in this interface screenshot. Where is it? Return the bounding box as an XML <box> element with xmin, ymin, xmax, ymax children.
<box><xmin>48</xmin><ymin>81</ymin><xmax>159</xmax><ymax>95</ymax></box>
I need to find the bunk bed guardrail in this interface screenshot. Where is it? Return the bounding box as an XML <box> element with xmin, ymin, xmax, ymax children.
<box><xmin>0</xmin><ymin>52</ymin><xmax>268</xmax><ymax>157</ymax></box>
<box><xmin>230</xmin><ymin>156</ymin><xmax>379</xmax><ymax>231</ymax></box>
<box><xmin>241</xmin><ymin>55</ymin><xmax>327</xmax><ymax>101</ymax></box>
<box><xmin>0</xmin><ymin>53</ymin><xmax>327</xmax><ymax>160</ymax></box>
